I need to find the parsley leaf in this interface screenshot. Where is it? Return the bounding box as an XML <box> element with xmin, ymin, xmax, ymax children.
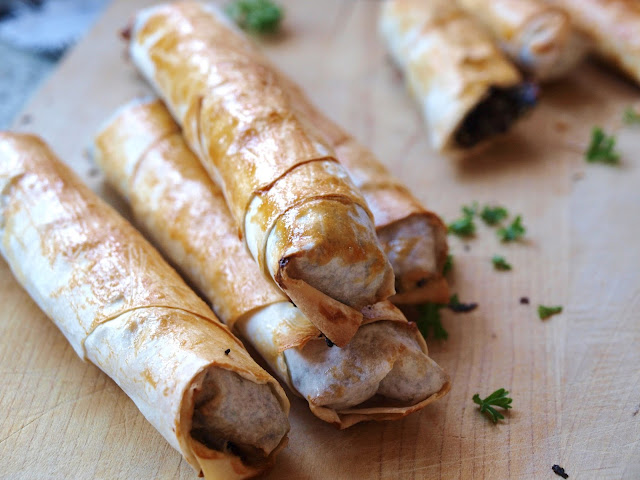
<box><xmin>416</xmin><ymin>303</ymin><xmax>448</xmax><ymax>340</ymax></box>
<box><xmin>492</xmin><ymin>255</ymin><xmax>512</xmax><ymax>271</ymax></box>
<box><xmin>623</xmin><ymin>107</ymin><xmax>640</xmax><ymax>125</ymax></box>
<box><xmin>442</xmin><ymin>254</ymin><xmax>453</xmax><ymax>276</ymax></box>
<box><xmin>480</xmin><ymin>205</ymin><xmax>508</xmax><ymax>225</ymax></box>
<box><xmin>226</xmin><ymin>0</ymin><xmax>283</xmax><ymax>33</ymax></box>
<box><xmin>538</xmin><ymin>305</ymin><xmax>563</xmax><ymax>320</ymax></box>
<box><xmin>497</xmin><ymin>215</ymin><xmax>526</xmax><ymax>242</ymax></box>
<box><xmin>448</xmin><ymin>204</ymin><xmax>477</xmax><ymax>237</ymax></box>
<box><xmin>585</xmin><ymin>127</ymin><xmax>620</xmax><ymax>164</ymax></box>
<box><xmin>473</xmin><ymin>388</ymin><xmax>513</xmax><ymax>423</ymax></box>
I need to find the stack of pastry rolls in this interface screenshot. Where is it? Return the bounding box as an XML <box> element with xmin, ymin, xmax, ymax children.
<box><xmin>94</xmin><ymin>98</ymin><xmax>450</xmax><ymax>429</ymax></box>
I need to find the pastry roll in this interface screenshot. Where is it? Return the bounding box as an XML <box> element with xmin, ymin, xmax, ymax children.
<box><xmin>93</xmin><ymin>98</ymin><xmax>450</xmax><ymax>429</ymax></box>
<box><xmin>379</xmin><ymin>0</ymin><xmax>538</xmax><ymax>152</ymax></box>
<box><xmin>129</xmin><ymin>1</ymin><xmax>395</xmax><ymax>347</ymax></box>
<box><xmin>546</xmin><ymin>0</ymin><xmax>640</xmax><ymax>84</ymax></box>
<box><xmin>0</xmin><ymin>133</ymin><xmax>289</xmax><ymax>479</ymax></box>
<box><xmin>457</xmin><ymin>0</ymin><xmax>588</xmax><ymax>81</ymax></box>
<box><xmin>284</xmin><ymin>82</ymin><xmax>449</xmax><ymax>304</ymax></box>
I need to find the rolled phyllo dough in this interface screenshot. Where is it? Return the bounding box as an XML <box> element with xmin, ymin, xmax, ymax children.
<box><xmin>129</xmin><ymin>1</ymin><xmax>395</xmax><ymax>347</ymax></box>
<box><xmin>94</xmin><ymin>99</ymin><xmax>450</xmax><ymax>429</ymax></box>
<box><xmin>547</xmin><ymin>0</ymin><xmax>640</xmax><ymax>84</ymax></box>
<box><xmin>284</xmin><ymin>82</ymin><xmax>449</xmax><ymax>304</ymax></box>
<box><xmin>379</xmin><ymin>0</ymin><xmax>538</xmax><ymax>152</ymax></box>
<box><xmin>0</xmin><ymin>133</ymin><xmax>289</xmax><ymax>479</ymax></box>
<box><xmin>458</xmin><ymin>0</ymin><xmax>588</xmax><ymax>81</ymax></box>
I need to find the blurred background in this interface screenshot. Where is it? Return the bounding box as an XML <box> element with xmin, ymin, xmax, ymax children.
<box><xmin>0</xmin><ymin>0</ymin><xmax>109</xmax><ymax>127</ymax></box>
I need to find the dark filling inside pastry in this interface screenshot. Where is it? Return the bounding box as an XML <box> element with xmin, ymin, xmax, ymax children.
<box><xmin>454</xmin><ymin>82</ymin><xmax>539</xmax><ymax>149</ymax></box>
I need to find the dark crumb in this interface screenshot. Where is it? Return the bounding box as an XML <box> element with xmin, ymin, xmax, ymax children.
<box><xmin>555</xmin><ymin>119</ymin><xmax>569</xmax><ymax>132</ymax></box>
<box><xmin>87</xmin><ymin>167</ymin><xmax>100</xmax><ymax>178</ymax></box>
<box><xmin>119</xmin><ymin>25</ymin><xmax>132</xmax><ymax>41</ymax></box>
<box><xmin>324</xmin><ymin>336</ymin><xmax>335</xmax><ymax>348</ymax></box>
<box><xmin>633</xmin><ymin>404</ymin><xmax>639</xmax><ymax>416</ymax></box>
<box><xmin>18</xmin><ymin>114</ymin><xmax>33</xmax><ymax>125</ymax></box>
<box><xmin>279</xmin><ymin>257</ymin><xmax>289</xmax><ymax>268</ymax></box>
<box><xmin>224</xmin><ymin>348</ymin><xmax>230</xmax><ymax>355</ymax></box>
<box><xmin>552</xmin><ymin>464</ymin><xmax>569</xmax><ymax>479</ymax></box>
<box><xmin>416</xmin><ymin>278</ymin><xmax>427</xmax><ymax>288</ymax></box>
<box><xmin>449</xmin><ymin>301</ymin><xmax>478</xmax><ymax>313</ymax></box>
<box><xmin>572</xmin><ymin>172</ymin><xmax>585</xmax><ymax>182</ymax></box>
<box><xmin>464</xmin><ymin>244</ymin><xmax>471</xmax><ymax>252</ymax></box>
<box><xmin>520</xmin><ymin>297</ymin><xmax>530</xmax><ymax>305</ymax></box>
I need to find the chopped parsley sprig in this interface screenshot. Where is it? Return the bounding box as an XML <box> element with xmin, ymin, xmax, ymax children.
<box><xmin>448</xmin><ymin>203</ymin><xmax>477</xmax><ymax>237</ymax></box>
<box><xmin>585</xmin><ymin>127</ymin><xmax>620</xmax><ymax>164</ymax></box>
<box><xmin>492</xmin><ymin>255</ymin><xmax>512</xmax><ymax>271</ymax></box>
<box><xmin>416</xmin><ymin>303</ymin><xmax>448</xmax><ymax>340</ymax></box>
<box><xmin>480</xmin><ymin>205</ymin><xmax>508</xmax><ymax>225</ymax></box>
<box><xmin>538</xmin><ymin>305</ymin><xmax>563</xmax><ymax>320</ymax></box>
<box><xmin>473</xmin><ymin>388</ymin><xmax>513</xmax><ymax>423</ymax></box>
<box><xmin>498</xmin><ymin>215</ymin><xmax>526</xmax><ymax>242</ymax></box>
<box><xmin>226</xmin><ymin>0</ymin><xmax>283</xmax><ymax>33</ymax></box>
<box><xmin>623</xmin><ymin>107</ymin><xmax>640</xmax><ymax>125</ymax></box>
<box><xmin>442</xmin><ymin>254</ymin><xmax>453</xmax><ymax>276</ymax></box>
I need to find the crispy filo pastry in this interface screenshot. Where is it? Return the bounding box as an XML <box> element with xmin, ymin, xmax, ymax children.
<box><xmin>93</xmin><ymin>98</ymin><xmax>450</xmax><ymax>429</ymax></box>
<box><xmin>379</xmin><ymin>0</ymin><xmax>538</xmax><ymax>152</ymax></box>
<box><xmin>546</xmin><ymin>0</ymin><xmax>640</xmax><ymax>84</ymax></box>
<box><xmin>0</xmin><ymin>133</ymin><xmax>289</xmax><ymax>480</ymax></box>
<box><xmin>457</xmin><ymin>0</ymin><xmax>588</xmax><ymax>81</ymax></box>
<box><xmin>129</xmin><ymin>1</ymin><xmax>395</xmax><ymax>347</ymax></box>
<box><xmin>284</xmin><ymin>82</ymin><xmax>449</xmax><ymax>304</ymax></box>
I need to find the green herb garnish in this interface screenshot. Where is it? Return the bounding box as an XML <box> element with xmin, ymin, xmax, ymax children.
<box><xmin>473</xmin><ymin>388</ymin><xmax>513</xmax><ymax>423</ymax></box>
<box><xmin>538</xmin><ymin>305</ymin><xmax>563</xmax><ymax>320</ymax></box>
<box><xmin>623</xmin><ymin>107</ymin><xmax>640</xmax><ymax>125</ymax></box>
<box><xmin>497</xmin><ymin>215</ymin><xmax>526</xmax><ymax>242</ymax></box>
<box><xmin>480</xmin><ymin>205</ymin><xmax>508</xmax><ymax>225</ymax></box>
<box><xmin>442</xmin><ymin>254</ymin><xmax>453</xmax><ymax>276</ymax></box>
<box><xmin>225</xmin><ymin>0</ymin><xmax>283</xmax><ymax>33</ymax></box>
<box><xmin>448</xmin><ymin>204</ymin><xmax>477</xmax><ymax>237</ymax></box>
<box><xmin>585</xmin><ymin>127</ymin><xmax>620</xmax><ymax>164</ymax></box>
<box><xmin>462</xmin><ymin>202</ymin><xmax>479</xmax><ymax>217</ymax></box>
<box><xmin>416</xmin><ymin>303</ymin><xmax>448</xmax><ymax>340</ymax></box>
<box><xmin>492</xmin><ymin>255</ymin><xmax>512</xmax><ymax>271</ymax></box>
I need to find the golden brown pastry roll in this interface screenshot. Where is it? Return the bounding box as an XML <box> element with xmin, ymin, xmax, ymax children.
<box><xmin>93</xmin><ymin>98</ymin><xmax>450</xmax><ymax>429</ymax></box>
<box><xmin>547</xmin><ymin>0</ymin><xmax>640</xmax><ymax>84</ymax></box>
<box><xmin>283</xmin><ymin>82</ymin><xmax>449</xmax><ymax>304</ymax></box>
<box><xmin>458</xmin><ymin>0</ymin><xmax>588</xmax><ymax>81</ymax></box>
<box><xmin>129</xmin><ymin>1</ymin><xmax>395</xmax><ymax>347</ymax></box>
<box><xmin>0</xmin><ymin>133</ymin><xmax>289</xmax><ymax>480</ymax></box>
<box><xmin>379</xmin><ymin>0</ymin><xmax>538</xmax><ymax>152</ymax></box>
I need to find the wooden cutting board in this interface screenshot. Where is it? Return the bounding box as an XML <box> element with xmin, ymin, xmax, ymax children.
<box><xmin>1</xmin><ymin>1</ymin><xmax>639</xmax><ymax>478</ymax></box>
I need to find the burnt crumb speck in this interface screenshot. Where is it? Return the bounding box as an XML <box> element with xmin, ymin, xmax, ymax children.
<box><xmin>449</xmin><ymin>301</ymin><xmax>478</xmax><ymax>313</ymax></box>
<box><xmin>552</xmin><ymin>464</ymin><xmax>569</xmax><ymax>479</ymax></box>
<box><xmin>633</xmin><ymin>404</ymin><xmax>639</xmax><ymax>416</ymax></box>
<box><xmin>88</xmin><ymin>167</ymin><xmax>100</xmax><ymax>178</ymax></box>
<box><xmin>18</xmin><ymin>114</ymin><xmax>32</xmax><ymax>125</ymax></box>
<box><xmin>520</xmin><ymin>297</ymin><xmax>530</xmax><ymax>305</ymax></box>
<box><xmin>324</xmin><ymin>336</ymin><xmax>335</xmax><ymax>348</ymax></box>
<box><xmin>224</xmin><ymin>348</ymin><xmax>230</xmax><ymax>356</ymax></box>
<box><xmin>279</xmin><ymin>257</ymin><xmax>289</xmax><ymax>268</ymax></box>
<box><xmin>416</xmin><ymin>278</ymin><xmax>427</xmax><ymax>288</ymax></box>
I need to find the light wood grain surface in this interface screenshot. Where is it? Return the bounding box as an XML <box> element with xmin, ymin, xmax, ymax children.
<box><xmin>2</xmin><ymin>1</ymin><xmax>639</xmax><ymax>479</ymax></box>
